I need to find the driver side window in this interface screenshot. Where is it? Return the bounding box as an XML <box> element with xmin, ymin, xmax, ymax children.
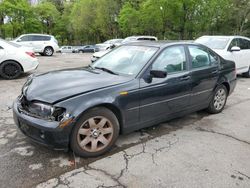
<box><xmin>228</xmin><ymin>38</ymin><xmax>239</xmax><ymax>50</ymax></box>
<box><xmin>152</xmin><ymin>46</ymin><xmax>187</xmax><ymax>74</ymax></box>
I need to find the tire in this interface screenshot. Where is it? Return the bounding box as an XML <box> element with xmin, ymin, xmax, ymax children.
<box><xmin>43</xmin><ymin>47</ymin><xmax>54</xmax><ymax>56</ymax></box>
<box><xmin>0</xmin><ymin>61</ymin><xmax>22</xmax><ymax>79</ymax></box>
<box><xmin>207</xmin><ymin>85</ymin><xmax>228</xmax><ymax>114</ymax></box>
<box><xmin>243</xmin><ymin>67</ymin><xmax>250</xmax><ymax>78</ymax></box>
<box><xmin>70</xmin><ymin>107</ymin><xmax>120</xmax><ymax>157</ymax></box>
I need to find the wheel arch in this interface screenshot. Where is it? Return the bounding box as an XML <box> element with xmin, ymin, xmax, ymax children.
<box><xmin>74</xmin><ymin>103</ymin><xmax>124</xmax><ymax>134</ymax></box>
<box><xmin>221</xmin><ymin>82</ymin><xmax>230</xmax><ymax>94</ymax></box>
<box><xmin>44</xmin><ymin>46</ymin><xmax>54</xmax><ymax>52</ymax></box>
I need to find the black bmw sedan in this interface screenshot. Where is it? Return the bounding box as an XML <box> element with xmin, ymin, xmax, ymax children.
<box><xmin>13</xmin><ymin>42</ymin><xmax>237</xmax><ymax>157</ymax></box>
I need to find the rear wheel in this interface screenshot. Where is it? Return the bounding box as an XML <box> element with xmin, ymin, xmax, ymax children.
<box><xmin>207</xmin><ymin>85</ymin><xmax>228</xmax><ymax>114</ymax></box>
<box><xmin>0</xmin><ymin>61</ymin><xmax>22</xmax><ymax>79</ymax></box>
<box><xmin>70</xmin><ymin>107</ymin><xmax>119</xmax><ymax>157</ymax></box>
<box><xmin>43</xmin><ymin>47</ymin><xmax>54</xmax><ymax>56</ymax></box>
<box><xmin>243</xmin><ymin>66</ymin><xmax>250</xmax><ymax>78</ymax></box>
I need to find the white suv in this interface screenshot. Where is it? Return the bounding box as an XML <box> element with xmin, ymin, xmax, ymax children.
<box><xmin>195</xmin><ymin>36</ymin><xmax>250</xmax><ymax>77</ymax></box>
<box><xmin>122</xmin><ymin>36</ymin><xmax>158</xmax><ymax>44</ymax></box>
<box><xmin>12</xmin><ymin>34</ymin><xmax>59</xmax><ymax>56</ymax></box>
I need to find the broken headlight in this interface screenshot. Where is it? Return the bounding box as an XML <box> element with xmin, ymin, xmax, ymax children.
<box><xmin>28</xmin><ymin>102</ymin><xmax>65</xmax><ymax>121</ymax></box>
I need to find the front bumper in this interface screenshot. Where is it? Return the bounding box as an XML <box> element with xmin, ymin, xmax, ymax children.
<box><xmin>13</xmin><ymin>99</ymin><xmax>72</xmax><ymax>150</ymax></box>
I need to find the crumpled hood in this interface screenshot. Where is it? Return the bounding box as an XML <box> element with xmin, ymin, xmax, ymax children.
<box><xmin>23</xmin><ymin>68</ymin><xmax>132</xmax><ymax>103</ymax></box>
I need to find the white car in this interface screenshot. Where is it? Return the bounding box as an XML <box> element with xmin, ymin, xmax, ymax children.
<box><xmin>122</xmin><ymin>36</ymin><xmax>158</xmax><ymax>44</ymax></box>
<box><xmin>103</xmin><ymin>39</ymin><xmax>123</xmax><ymax>46</ymax></box>
<box><xmin>0</xmin><ymin>38</ymin><xmax>39</xmax><ymax>79</ymax></box>
<box><xmin>58</xmin><ymin>46</ymin><xmax>73</xmax><ymax>53</ymax></box>
<box><xmin>12</xmin><ymin>34</ymin><xmax>59</xmax><ymax>56</ymax></box>
<box><xmin>91</xmin><ymin>45</ymin><xmax>117</xmax><ymax>63</ymax></box>
<box><xmin>195</xmin><ymin>36</ymin><xmax>250</xmax><ymax>77</ymax></box>
<box><xmin>91</xmin><ymin>50</ymin><xmax>110</xmax><ymax>63</ymax></box>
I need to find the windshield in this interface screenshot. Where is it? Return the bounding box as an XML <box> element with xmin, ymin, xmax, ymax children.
<box><xmin>0</xmin><ymin>38</ymin><xmax>21</xmax><ymax>48</ymax></box>
<box><xmin>195</xmin><ymin>37</ymin><xmax>230</xmax><ymax>49</ymax></box>
<box><xmin>92</xmin><ymin>45</ymin><xmax>158</xmax><ymax>76</ymax></box>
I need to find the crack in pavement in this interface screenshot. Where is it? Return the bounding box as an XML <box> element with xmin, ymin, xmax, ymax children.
<box><xmin>42</xmin><ymin>136</ymin><xmax>180</xmax><ymax>188</ymax></box>
<box><xmin>196</xmin><ymin>127</ymin><xmax>250</xmax><ymax>145</ymax></box>
<box><xmin>85</xmin><ymin>165</ymin><xmax>127</xmax><ymax>188</ymax></box>
<box><xmin>237</xmin><ymin>171</ymin><xmax>250</xmax><ymax>180</ymax></box>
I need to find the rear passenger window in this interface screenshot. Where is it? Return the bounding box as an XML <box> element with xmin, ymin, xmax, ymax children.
<box><xmin>152</xmin><ymin>46</ymin><xmax>187</xmax><ymax>73</ymax></box>
<box><xmin>209</xmin><ymin>52</ymin><xmax>219</xmax><ymax>65</ymax></box>
<box><xmin>188</xmin><ymin>46</ymin><xmax>210</xmax><ymax>69</ymax></box>
<box><xmin>43</xmin><ymin>36</ymin><xmax>51</xmax><ymax>41</ymax></box>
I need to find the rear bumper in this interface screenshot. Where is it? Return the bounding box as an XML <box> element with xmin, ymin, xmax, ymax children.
<box><xmin>23</xmin><ymin>59</ymin><xmax>39</xmax><ymax>73</ymax></box>
<box><xmin>13</xmin><ymin>99</ymin><xmax>71</xmax><ymax>150</ymax></box>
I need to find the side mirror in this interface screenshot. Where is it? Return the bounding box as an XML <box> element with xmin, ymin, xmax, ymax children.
<box><xmin>230</xmin><ymin>46</ymin><xmax>240</xmax><ymax>52</ymax></box>
<box><xmin>16</xmin><ymin>39</ymin><xmax>21</xmax><ymax>42</ymax></box>
<box><xmin>150</xmin><ymin>70</ymin><xmax>167</xmax><ymax>78</ymax></box>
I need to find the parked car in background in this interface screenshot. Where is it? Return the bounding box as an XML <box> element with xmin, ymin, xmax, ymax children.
<box><xmin>195</xmin><ymin>35</ymin><xmax>250</xmax><ymax>77</ymax></box>
<box><xmin>58</xmin><ymin>46</ymin><xmax>73</xmax><ymax>53</ymax></box>
<box><xmin>72</xmin><ymin>46</ymin><xmax>83</xmax><ymax>53</ymax></box>
<box><xmin>122</xmin><ymin>36</ymin><xmax>158</xmax><ymax>44</ymax></box>
<box><xmin>12</xmin><ymin>34</ymin><xmax>59</xmax><ymax>56</ymax></box>
<box><xmin>13</xmin><ymin>41</ymin><xmax>236</xmax><ymax>157</ymax></box>
<box><xmin>91</xmin><ymin>44</ymin><xmax>116</xmax><ymax>63</ymax></box>
<box><xmin>0</xmin><ymin>38</ymin><xmax>39</xmax><ymax>79</ymax></box>
<box><xmin>77</xmin><ymin>45</ymin><xmax>97</xmax><ymax>53</ymax></box>
<box><xmin>103</xmin><ymin>39</ymin><xmax>123</xmax><ymax>46</ymax></box>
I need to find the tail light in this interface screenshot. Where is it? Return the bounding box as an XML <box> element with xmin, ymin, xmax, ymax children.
<box><xmin>26</xmin><ymin>52</ymin><xmax>36</xmax><ymax>58</ymax></box>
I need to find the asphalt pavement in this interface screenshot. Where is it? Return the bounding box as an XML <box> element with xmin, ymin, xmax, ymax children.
<box><xmin>0</xmin><ymin>53</ymin><xmax>249</xmax><ymax>188</ymax></box>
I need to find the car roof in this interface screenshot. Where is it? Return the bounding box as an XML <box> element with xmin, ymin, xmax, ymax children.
<box><xmin>128</xmin><ymin>35</ymin><xmax>157</xmax><ymax>38</ymax></box>
<box><xmin>197</xmin><ymin>35</ymin><xmax>250</xmax><ymax>40</ymax></box>
<box><xmin>123</xmin><ymin>41</ymin><xmax>200</xmax><ymax>48</ymax></box>
<box><xmin>21</xmin><ymin>33</ymin><xmax>52</xmax><ymax>37</ymax></box>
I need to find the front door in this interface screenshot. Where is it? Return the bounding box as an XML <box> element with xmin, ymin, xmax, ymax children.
<box><xmin>228</xmin><ymin>38</ymin><xmax>250</xmax><ymax>73</ymax></box>
<box><xmin>139</xmin><ymin>45</ymin><xmax>191</xmax><ymax>123</ymax></box>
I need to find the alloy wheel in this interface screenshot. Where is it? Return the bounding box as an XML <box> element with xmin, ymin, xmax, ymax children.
<box><xmin>213</xmin><ymin>88</ymin><xmax>226</xmax><ymax>111</ymax></box>
<box><xmin>77</xmin><ymin>116</ymin><xmax>114</xmax><ymax>152</ymax></box>
<box><xmin>44</xmin><ymin>47</ymin><xmax>53</xmax><ymax>56</ymax></box>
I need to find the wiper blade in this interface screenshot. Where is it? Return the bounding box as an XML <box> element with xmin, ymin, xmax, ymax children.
<box><xmin>88</xmin><ymin>64</ymin><xmax>94</xmax><ymax>69</ymax></box>
<box><xmin>94</xmin><ymin>67</ymin><xmax>119</xmax><ymax>75</ymax></box>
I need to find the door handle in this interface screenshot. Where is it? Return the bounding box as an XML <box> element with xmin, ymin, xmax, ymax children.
<box><xmin>180</xmin><ymin>75</ymin><xmax>190</xmax><ymax>81</ymax></box>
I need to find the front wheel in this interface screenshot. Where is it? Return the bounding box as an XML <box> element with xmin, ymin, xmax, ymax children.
<box><xmin>70</xmin><ymin>107</ymin><xmax>119</xmax><ymax>157</ymax></box>
<box><xmin>207</xmin><ymin>85</ymin><xmax>228</xmax><ymax>114</ymax></box>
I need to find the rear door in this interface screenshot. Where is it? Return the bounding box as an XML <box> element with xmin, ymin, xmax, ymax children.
<box><xmin>139</xmin><ymin>45</ymin><xmax>191</xmax><ymax>123</ymax></box>
<box><xmin>30</xmin><ymin>35</ymin><xmax>44</xmax><ymax>52</ymax></box>
<box><xmin>237</xmin><ymin>38</ymin><xmax>250</xmax><ymax>72</ymax></box>
<box><xmin>188</xmin><ymin>45</ymin><xmax>220</xmax><ymax>107</ymax></box>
